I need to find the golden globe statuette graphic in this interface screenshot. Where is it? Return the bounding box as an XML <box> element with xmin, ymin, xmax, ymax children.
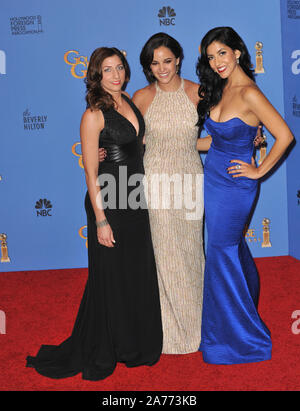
<box><xmin>262</xmin><ymin>218</ymin><xmax>271</xmax><ymax>248</ymax></box>
<box><xmin>0</xmin><ymin>233</ymin><xmax>10</xmax><ymax>263</ymax></box>
<box><xmin>72</xmin><ymin>142</ymin><xmax>84</xmax><ymax>169</ymax></box>
<box><xmin>79</xmin><ymin>226</ymin><xmax>88</xmax><ymax>248</ymax></box>
<box><xmin>255</xmin><ymin>42</ymin><xmax>265</xmax><ymax>74</ymax></box>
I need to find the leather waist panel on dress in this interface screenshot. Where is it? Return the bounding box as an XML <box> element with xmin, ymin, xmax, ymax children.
<box><xmin>100</xmin><ymin>140</ymin><xmax>140</xmax><ymax>163</ymax></box>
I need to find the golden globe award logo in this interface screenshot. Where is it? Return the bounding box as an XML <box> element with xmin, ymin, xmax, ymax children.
<box><xmin>72</xmin><ymin>142</ymin><xmax>84</xmax><ymax>168</ymax></box>
<box><xmin>262</xmin><ymin>218</ymin><xmax>272</xmax><ymax>248</ymax></box>
<box><xmin>64</xmin><ymin>49</ymin><xmax>127</xmax><ymax>79</ymax></box>
<box><xmin>255</xmin><ymin>42</ymin><xmax>265</xmax><ymax>74</ymax></box>
<box><xmin>64</xmin><ymin>50</ymin><xmax>89</xmax><ymax>79</ymax></box>
<box><xmin>79</xmin><ymin>226</ymin><xmax>88</xmax><ymax>248</ymax></box>
<box><xmin>0</xmin><ymin>233</ymin><xmax>10</xmax><ymax>263</ymax></box>
<box><xmin>245</xmin><ymin>218</ymin><xmax>272</xmax><ymax>248</ymax></box>
<box><xmin>245</xmin><ymin>227</ymin><xmax>262</xmax><ymax>245</ymax></box>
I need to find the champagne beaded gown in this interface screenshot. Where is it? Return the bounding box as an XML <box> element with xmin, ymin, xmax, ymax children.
<box><xmin>143</xmin><ymin>79</ymin><xmax>205</xmax><ymax>354</ymax></box>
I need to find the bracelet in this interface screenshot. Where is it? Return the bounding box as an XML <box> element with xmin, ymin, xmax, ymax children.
<box><xmin>95</xmin><ymin>218</ymin><xmax>108</xmax><ymax>228</ymax></box>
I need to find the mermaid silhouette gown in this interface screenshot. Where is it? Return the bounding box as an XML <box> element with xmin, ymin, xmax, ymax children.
<box><xmin>26</xmin><ymin>94</ymin><xmax>163</xmax><ymax>380</ymax></box>
<box><xmin>199</xmin><ymin>117</ymin><xmax>272</xmax><ymax>364</ymax></box>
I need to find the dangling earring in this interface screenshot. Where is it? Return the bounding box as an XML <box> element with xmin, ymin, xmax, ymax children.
<box><xmin>236</xmin><ymin>58</ymin><xmax>240</xmax><ymax>64</ymax></box>
<box><xmin>176</xmin><ymin>64</ymin><xmax>179</xmax><ymax>74</ymax></box>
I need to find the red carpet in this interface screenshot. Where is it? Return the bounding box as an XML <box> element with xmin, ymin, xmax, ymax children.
<box><xmin>0</xmin><ymin>256</ymin><xmax>299</xmax><ymax>391</ymax></box>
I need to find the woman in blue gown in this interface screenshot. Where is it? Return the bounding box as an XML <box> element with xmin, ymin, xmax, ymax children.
<box><xmin>196</xmin><ymin>27</ymin><xmax>294</xmax><ymax>364</ymax></box>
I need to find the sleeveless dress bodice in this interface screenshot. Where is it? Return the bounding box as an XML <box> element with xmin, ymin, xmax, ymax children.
<box><xmin>99</xmin><ymin>94</ymin><xmax>145</xmax><ymax>169</ymax></box>
<box><xmin>94</xmin><ymin>94</ymin><xmax>147</xmax><ymax>218</ymax></box>
<box><xmin>144</xmin><ymin>79</ymin><xmax>203</xmax><ymax>175</ymax></box>
<box><xmin>204</xmin><ymin>117</ymin><xmax>258</xmax><ymax>189</ymax></box>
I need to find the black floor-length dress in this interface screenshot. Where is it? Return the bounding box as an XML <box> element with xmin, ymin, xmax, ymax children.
<box><xmin>26</xmin><ymin>94</ymin><xmax>163</xmax><ymax>380</ymax></box>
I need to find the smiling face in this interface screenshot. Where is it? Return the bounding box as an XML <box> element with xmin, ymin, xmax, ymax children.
<box><xmin>206</xmin><ymin>41</ymin><xmax>241</xmax><ymax>79</ymax></box>
<box><xmin>100</xmin><ymin>54</ymin><xmax>126</xmax><ymax>94</ymax></box>
<box><xmin>150</xmin><ymin>46</ymin><xmax>180</xmax><ymax>85</ymax></box>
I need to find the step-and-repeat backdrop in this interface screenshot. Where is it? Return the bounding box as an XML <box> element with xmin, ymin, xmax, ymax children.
<box><xmin>280</xmin><ymin>1</ymin><xmax>300</xmax><ymax>260</ymax></box>
<box><xmin>0</xmin><ymin>0</ymin><xmax>299</xmax><ymax>272</ymax></box>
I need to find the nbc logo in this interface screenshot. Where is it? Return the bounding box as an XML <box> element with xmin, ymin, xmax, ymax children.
<box><xmin>0</xmin><ymin>50</ymin><xmax>6</xmax><ymax>75</ymax></box>
<box><xmin>158</xmin><ymin>6</ymin><xmax>176</xmax><ymax>26</ymax></box>
<box><xmin>35</xmin><ymin>198</ymin><xmax>53</xmax><ymax>216</ymax></box>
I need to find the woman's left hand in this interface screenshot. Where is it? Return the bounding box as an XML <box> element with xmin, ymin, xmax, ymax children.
<box><xmin>227</xmin><ymin>158</ymin><xmax>261</xmax><ymax>179</ymax></box>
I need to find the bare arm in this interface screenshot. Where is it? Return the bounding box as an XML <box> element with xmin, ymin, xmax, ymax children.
<box><xmin>196</xmin><ymin>135</ymin><xmax>212</xmax><ymax>152</ymax></box>
<box><xmin>80</xmin><ymin>109</ymin><xmax>115</xmax><ymax>247</ymax></box>
<box><xmin>228</xmin><ymin>87</ymin><xmax>294</xmax><ymax>179</ymax></box>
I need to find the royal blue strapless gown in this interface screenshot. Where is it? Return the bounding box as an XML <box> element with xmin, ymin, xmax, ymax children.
<box><xmin>199</xmin><ymin>117</ymin><xmax>272</xmax><ymax>364</ymax></box>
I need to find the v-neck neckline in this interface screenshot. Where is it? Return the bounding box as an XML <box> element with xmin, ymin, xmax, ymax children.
<box><xmin>114</xmin><ymin>94</ymin><xmax>140</xmax><ymax>137</ymax></box>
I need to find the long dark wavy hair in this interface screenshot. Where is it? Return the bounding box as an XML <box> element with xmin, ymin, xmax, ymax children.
<box><xmin>85</xmin><ymin>47</ymin><xmax>130</xmax><ymax>111</ymax></box>
<box><xmin>196</xmin><ymin>27</ymin><xmax>255</xmax><ymax>129</ymax></box>
<box><xmin>140</xmin><ymin>32</ymin><xmax>184</xmax><ymax>83</ymax></box>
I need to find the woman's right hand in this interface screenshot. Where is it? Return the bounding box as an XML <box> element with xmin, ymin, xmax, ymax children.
<box><xmin>97</xmin><ymin>224</ymin><xmax>115</xmax><ymax>247</ymax></box>
<box><xmin>253</xmin><ymin>125</ymin><xmax>265</xmax><ymax>147</ymax></box>
<box><xmin>98</xmin><ymin>148</ymin><xmax>106</xmax><ymax>162</ymax></box>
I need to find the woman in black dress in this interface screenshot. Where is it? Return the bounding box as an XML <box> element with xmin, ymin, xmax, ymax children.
<box><xmin>26</xmin><ymin>47</ymin><xmax>162</xmax><ymax>381</ymax></box>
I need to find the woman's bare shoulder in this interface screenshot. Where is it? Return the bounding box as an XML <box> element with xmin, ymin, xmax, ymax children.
<box><xmin>240</xmin><ymin>83</ymin><xmax>266</xmax><ymax>104</ymax></box>
<box><xmin>132</xmin><ymin>84</ymin><xmax>156</xmax><ymax>114</ymax></box>
<box><xmin>183</xmin><ymin>78</ymin><xmax>199</xmax><ymax>90</ymax></box>
<box><xmin>81</xmin><ymin>107</ymin><xmax>104</xmax><ymax>129</ymax></box>
<box><xmin>133</xmin><ymin>83</ymin><xmax>155</xmax><ymax>100</ymax></box>
<box><xmin>183</xmin><ymin>78</ymin><xmax>200</xmax><ymax>106</ymax></box>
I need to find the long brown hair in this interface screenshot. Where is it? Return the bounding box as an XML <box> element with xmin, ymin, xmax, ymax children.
<box><xmin>85</xmin><ymin>47</ymin><xmax>130</xmax><ymax>111</ymax></box>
